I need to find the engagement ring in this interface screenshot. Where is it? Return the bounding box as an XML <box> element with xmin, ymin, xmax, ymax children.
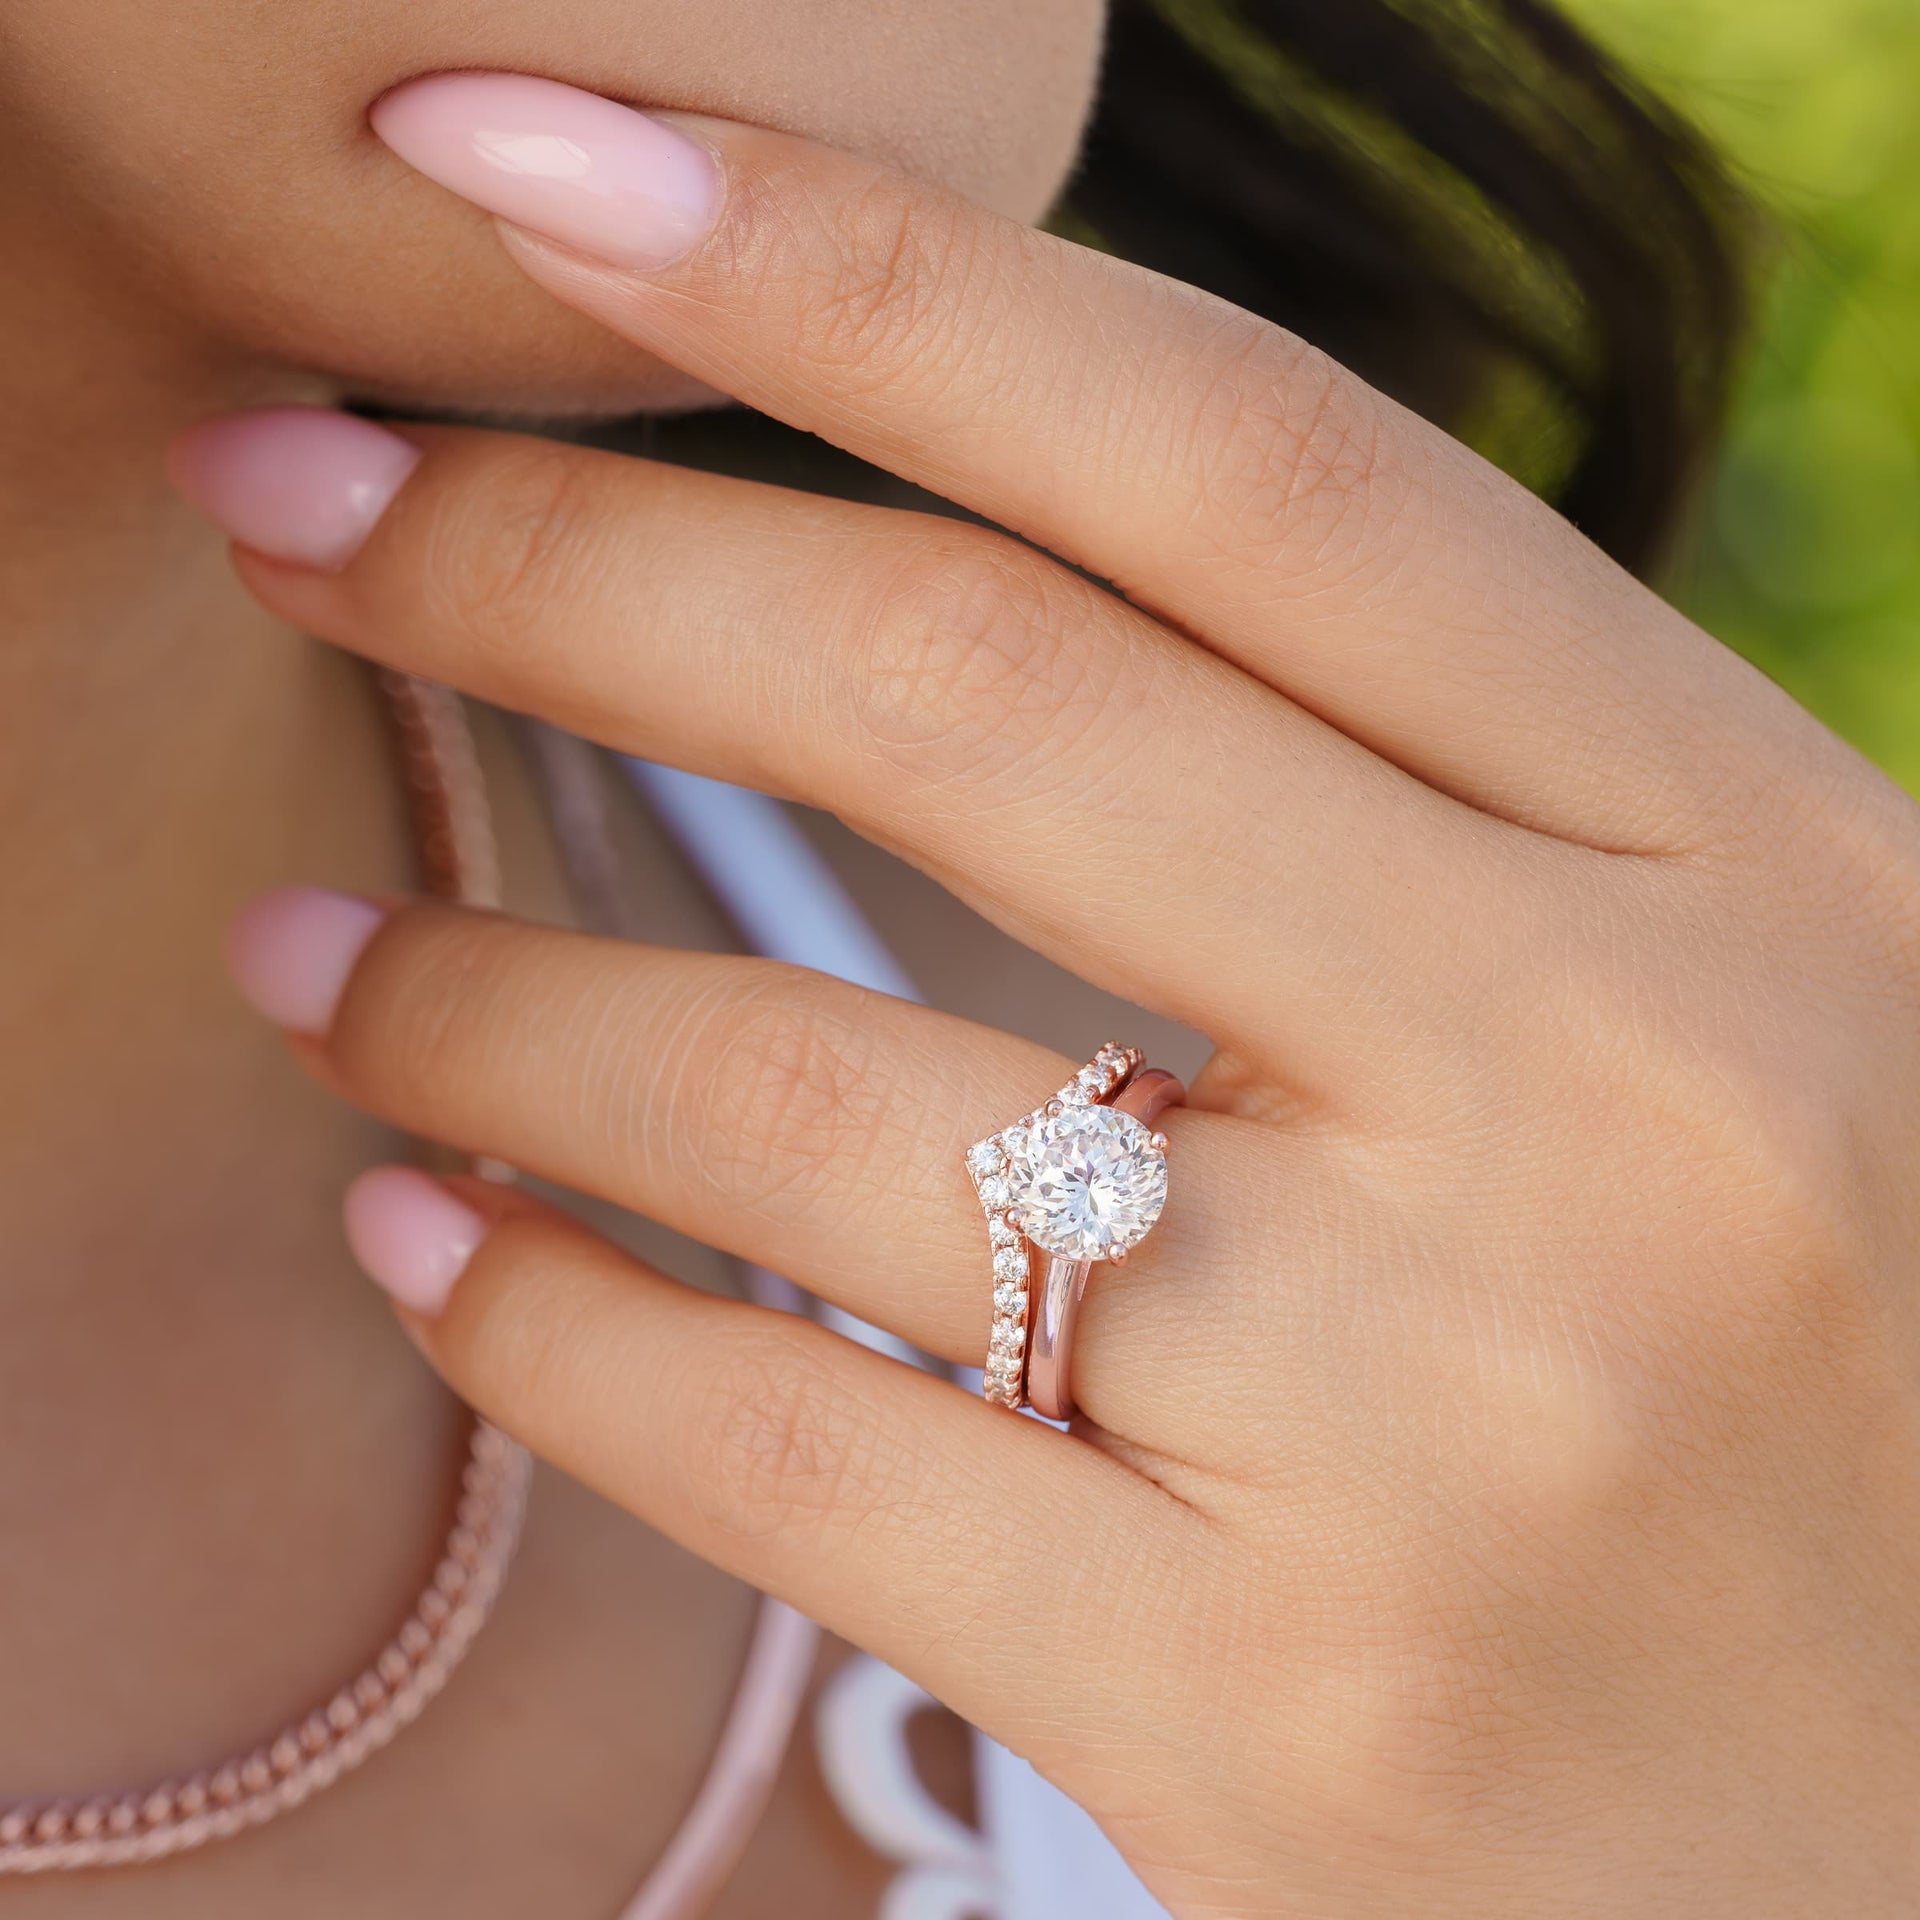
<box><xmin>965</xmin><ymin>1046</ymin><xmax>1183</xmax><ymax>1419</ymax></box>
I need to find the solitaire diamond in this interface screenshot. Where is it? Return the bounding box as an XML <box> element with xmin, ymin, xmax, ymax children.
<box><xmin>1007</xmin><ymin>1105</ymin><xmax>1169</xmax><ymax>1261</ymax></box>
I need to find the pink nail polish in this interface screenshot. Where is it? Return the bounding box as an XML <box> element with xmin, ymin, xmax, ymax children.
<box><xmin>225</xmin><ymin>886</ymin><xmax>388</xmax><ymax>1034</ymax></box>
<box><xmin>168</xmin><ymin>410</ymin><xmax>420</xmax><ymax>570</ymax></box>
<box><xmin>371</xmin><ymin>73</ymin><xmax>721</xmax><ymax>272</ymax></box>
<box><xmin>344</xmin><ymin>1168</ymin><xmax>489</xmax><ymax>1316</ymax></box>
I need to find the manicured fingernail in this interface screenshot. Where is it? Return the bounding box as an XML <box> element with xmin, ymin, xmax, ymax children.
<box><xmin>345</xmin><ymin>1167</ymin><xmax>489</xmax><ymax>1316</ymax></box>
<box><xmin>168</xmin><ymin>409</ymin><xmax>420</xmax><ymax>570</ymax></box>
<box><xmin>370</xmin><ymin>73</ymin><xmax>721</xmax><ymax>272</ymax></box>
<box><xmin>225</xmin><ymin>886</ymin><xmax>388</xmax><ymax>1034</ymax></box>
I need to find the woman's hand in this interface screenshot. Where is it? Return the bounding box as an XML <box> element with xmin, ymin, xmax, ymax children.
<box><xmin>177</xmin><ymin>73</ymin><xmax>1920</xmax><ymax>1917</ymax></box>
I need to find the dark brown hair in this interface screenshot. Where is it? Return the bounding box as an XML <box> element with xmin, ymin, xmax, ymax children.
<box><xmin>1071</xmin><ymin>0</ymin><xmax>1749</xmax><ymax>574</ymax></box>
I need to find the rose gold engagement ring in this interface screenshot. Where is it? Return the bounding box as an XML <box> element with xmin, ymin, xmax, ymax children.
<box><xmin>965</xmin><ymin>1045</ymin><xmax>1184</xmax><ymax>1421</ymax></box>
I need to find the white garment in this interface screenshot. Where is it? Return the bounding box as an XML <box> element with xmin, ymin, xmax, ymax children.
<box><xmin>626</xmin><ymin>762</ymin><xmax>1171</xmax><ymax>1920</ymax></box>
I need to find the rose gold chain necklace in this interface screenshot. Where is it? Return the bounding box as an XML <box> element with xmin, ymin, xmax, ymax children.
<box><xmin>0</xmin><ymin>676</ymin><xmax>535</xmax><ymax>1876</ymax></box>
<box><xmin>3</xmin><ymin>680</ymin><xmax>818</xmax><ymax>1902</ymax></box>
<box><xmin>0</xmin><ymin>1421</ymin><xmax>531</xmax><ymax>1873</ymax></box>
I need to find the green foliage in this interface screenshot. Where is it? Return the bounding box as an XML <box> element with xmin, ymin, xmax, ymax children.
<box><xmin>1569</xmin><ymin>0</ymin><xmax>1920</xmax><ymax>785</ymax></box>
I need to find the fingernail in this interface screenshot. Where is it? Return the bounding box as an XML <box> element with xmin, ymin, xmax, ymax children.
<box><xmin>345</xmin><ymin>1167</ymin><xmax>489</xmax><ymax>1316</ymax></box>
<box><xmin>371</xmin><ymin>72</ymin><xmax>721</xmax><ymax>273</ymax></box>
<box><xmin>225</xmin><ymin>886</ymin><xmax>388</xmax><ymax>1034</ymax></box>
<box><xmin>168</xmin><ymin>409</ymin><xmax>420</xmax><ymax>570</ymax></box>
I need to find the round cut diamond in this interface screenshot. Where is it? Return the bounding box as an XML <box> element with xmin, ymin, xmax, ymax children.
<box><xmin>1007</xmin><ymin>1106</ymin><xmax>1168</xmax><ymax>1260</ymax></box>
<box><xmin>992</xmin><ymin>1246</ymin><xmax>1028</xmax><ymax>1281</ymax></box>
<box><xmin>967</xmin><ymin>1140</ymin><xmax>1005</xmax><ymax>1179</ymax></box>
<box><xmin>977</xmin><ymin>1174</ymin><xmax>1011</xmax><ymax>1211</ymax></box>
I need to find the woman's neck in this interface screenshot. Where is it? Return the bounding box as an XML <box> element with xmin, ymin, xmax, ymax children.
<box><xmin>0</xmin><ymin>291</ymin><xmax>470</xmax><ymax>1793</ymax></box>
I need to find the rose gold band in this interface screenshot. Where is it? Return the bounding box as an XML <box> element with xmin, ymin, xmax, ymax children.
<box><xmin>965</xmin><ymin>1046</ymin><xmax>1183</xmax><ymax>1421</ymax></box>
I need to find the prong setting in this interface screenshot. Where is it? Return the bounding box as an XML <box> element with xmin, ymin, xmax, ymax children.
<box><xmin>966</xmin><ymin>1045</ymin><xmax>1168</xmax><ymax>1407</ymax></box>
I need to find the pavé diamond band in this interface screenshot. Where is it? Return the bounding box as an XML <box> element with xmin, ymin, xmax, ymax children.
<box><xmin>965</xmin><ymin>1045</ymin><xmax>1184</xmax><ymax>1418</ymax></box>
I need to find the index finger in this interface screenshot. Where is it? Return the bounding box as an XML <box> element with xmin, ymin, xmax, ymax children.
<box><xmin>370</xmin><ymin>72</ymin><xmax>1831</xmax><ymax>859</ymax></box>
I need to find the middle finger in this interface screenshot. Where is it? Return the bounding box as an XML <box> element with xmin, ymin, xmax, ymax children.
<box><xmin>184</xmin><ymin>414</ymin><xmax>1520</xmax><ymax>1093</ymax></box>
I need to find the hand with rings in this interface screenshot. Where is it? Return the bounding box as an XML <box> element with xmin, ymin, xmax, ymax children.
<box><xmin>179</xmin><ymin>74</ymin><xmax>1920</xmax><ymax>1918</ymax></box>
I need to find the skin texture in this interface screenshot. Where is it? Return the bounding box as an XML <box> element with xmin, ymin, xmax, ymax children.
<box><xmin>0</xmin><ymin>10</ymin><xmax>1104</xmax><ymax>1920</ymax></box>
<box><xmin>4</xmin><ymin>6</ymin><xmax>1917</xmax><ymax>1915</ymax></box>
<box><xmin>173</xmin><ymin>82</ymin><xmax>1920</xmax><ymax>1917</ymax></box>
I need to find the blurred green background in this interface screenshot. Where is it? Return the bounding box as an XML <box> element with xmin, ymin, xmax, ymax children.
<box><xmin>1573</xmin><ymin>0</ymin><xmax>1920</xmax><ymax>786</ymax></box>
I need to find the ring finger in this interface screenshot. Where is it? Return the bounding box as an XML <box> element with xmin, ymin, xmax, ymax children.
<box><xmin>229</xmin><ymin>887</ymin><xmax>1333</xmax><ymax>1458</ymax></box>
<box><xmin>178</xmin><ymin>414</ymin><xmax>1526</xmax><ymax>1096</ymax></box>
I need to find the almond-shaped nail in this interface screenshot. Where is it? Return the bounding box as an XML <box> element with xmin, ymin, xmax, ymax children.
<box><xmin>345</xmin><ymin>1167</ymin><xmax>489</xmax><ymax>1316</ymax></box>
<box><xmin>370</xmin><ymin>72</ymin><xmax>721</xmax><ymax>272</ymax></box>
<box><xmin>168</xmin><ymin>410</ymin><xmax>420</xmax><ymax>570</ymax></box>
<box><xmin>226</xmin><ymin>886</ymin><xmax>388</xmax><ymax>1034</ymax></box>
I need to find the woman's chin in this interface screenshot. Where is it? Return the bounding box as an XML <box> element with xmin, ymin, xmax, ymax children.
<box><xmin>232</xmin><ymin>250</ymin><xmax>735</xmax><ymax>423</ymax></box>
<box><xmin>307</xmin><ymin>307</ymin><xmax>733</xmax><ymax>420</ymax></box>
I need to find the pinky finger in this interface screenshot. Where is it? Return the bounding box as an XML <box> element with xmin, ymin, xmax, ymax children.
<box><xmin>347</xmin><ymin>1168</ymin><xmax>1210</xmax><ymax>1772</ymax></box>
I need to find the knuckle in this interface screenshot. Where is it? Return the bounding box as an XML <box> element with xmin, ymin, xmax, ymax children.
<box><xmin>798</xmin><ymin>174</ymin><xmax>974</xmax><ymax>391</ymax></box>
<box><xmin>687</xmin><ymin>1335</ymin><xmax>882</xmax><ymax>1548</ymax></box>
<box><xmin>1685</xmin><ymin>1061</ymin><xmax>1880</xmax><ymax>1327</ymax></box>
<box><xmin>1176</xmin><ymin>315</ymin><xmax>1399</xmax><ymax>587</ymax></box>
<box><xmin>1769</xmin><ymin>763</ymin><xmax>1920</xmax><ymax>1006</ymax></box>
<box><xmin>671</xmin><ymin>974</ymin><xmax>890</xmax><ymax>1216</ymax></box>
<box><xmin>845</xmin><ymin>529</ymin><xmax>1118</xmax><ymax>795</ymax></box>
<box><xmin>1543</xmin><ymin>981</ymin><xmax>1885</xmax><ymax>1375</ymax></box>
<box><xmin>414</xmin><ymin>440</ymin><xmax>606</xmax><ymax>671</ymax></box>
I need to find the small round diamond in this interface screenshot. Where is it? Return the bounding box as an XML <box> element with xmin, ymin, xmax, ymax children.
<box><xmin>1009</xmin><ymin>1105</ymin><xmax>1168</xmax><ymax>1260</ymax></box>
<box><xmin>993</xmin><ymin>1283</ymin><xmax>1027</xmax><ymax>1317</ymax></box>
<box><xmin>992</xmin><ymin>1246</ymin><xmax>1028</xmax><ymax>1281</ymax></box>
<box><xmin>977</xmin><ymin>1174</ymin><xmax>1011</xmax><ymax>1211</ymax></box>
<box><xmin>988</xmin><ymin>1215</ymin><xmax>1021</xmax><ymax>1248</ymax></box>
<box><xmin>967</xmin><ymin>1140</ymin><xmax>1005</xmax><ymax>1178</ymax></box>
<box><xmin>990</xmin><ymin>1321</ymin><xmax>1025</xmax><ymax>1355</ymax></box>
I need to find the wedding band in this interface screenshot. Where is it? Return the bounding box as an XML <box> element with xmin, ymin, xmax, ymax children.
<box><xmin>964</xmin><ymin>1044</ymin><xmax>1184</xmax><ymax>1419</ymax></box>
